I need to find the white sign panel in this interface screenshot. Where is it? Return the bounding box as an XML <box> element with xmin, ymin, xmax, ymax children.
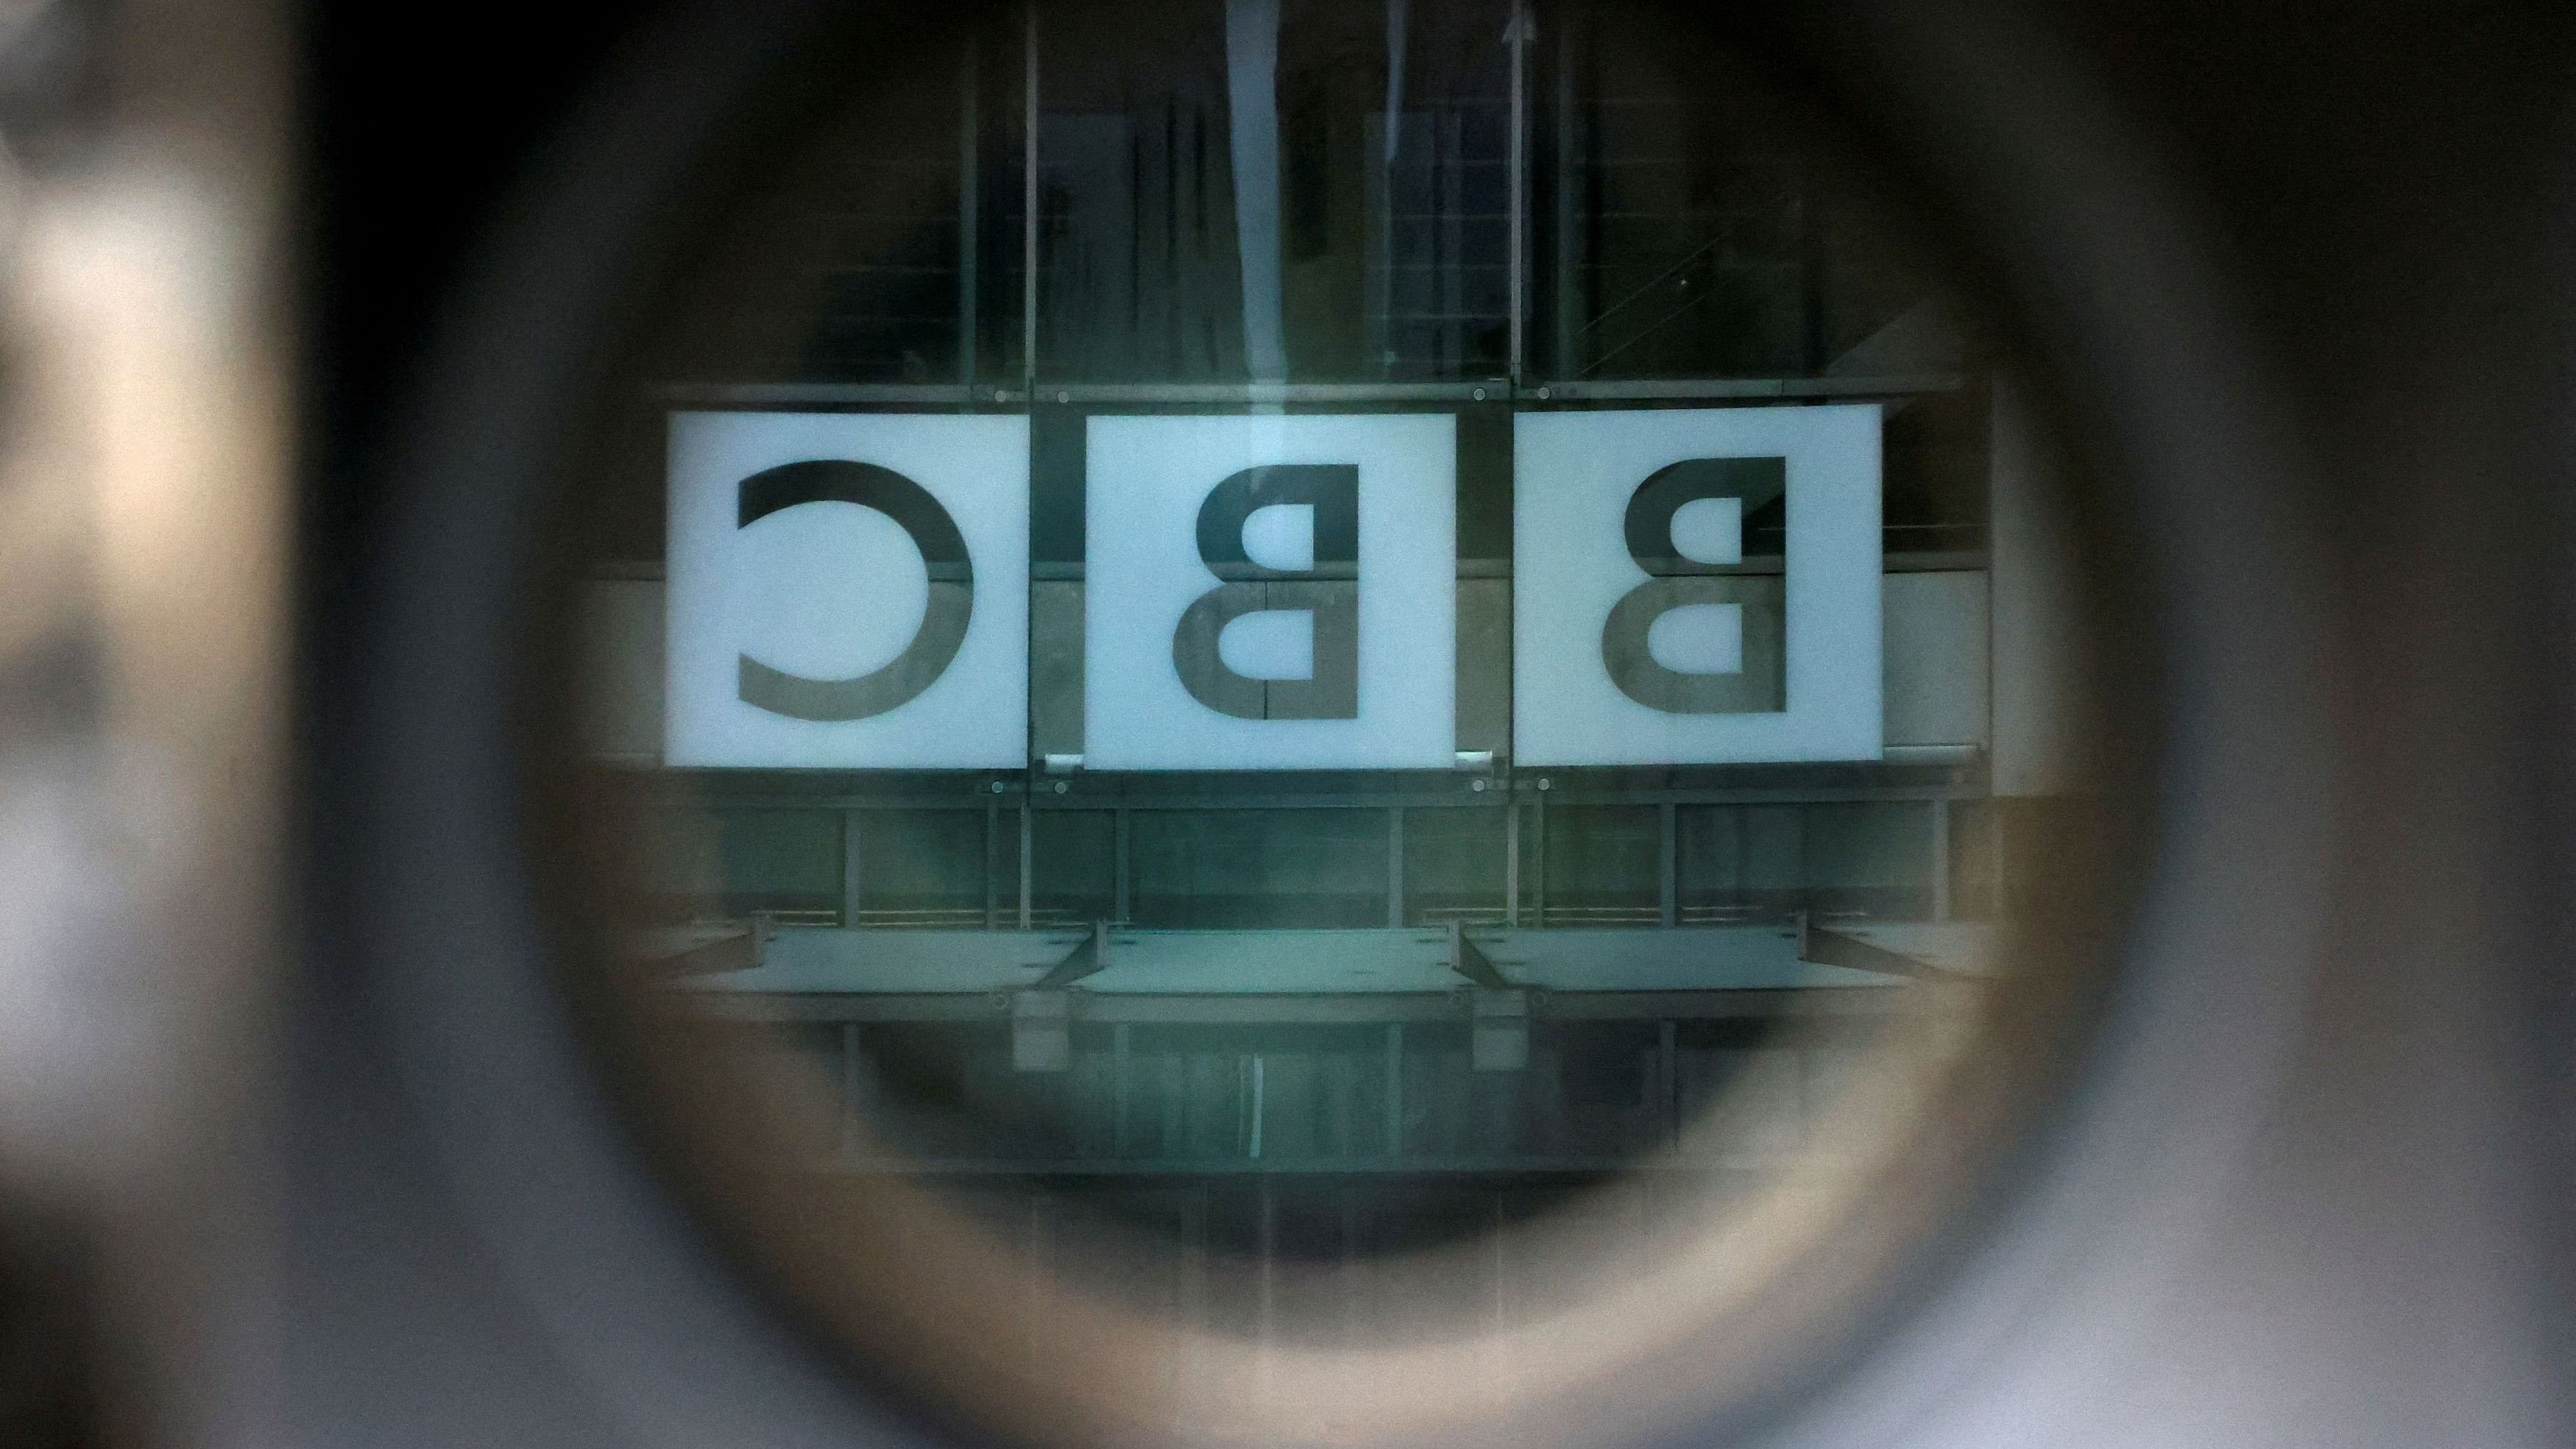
<box><xmin>1085</xmin><ymin>414</ymin><xmax>1456</xmax><ymax>770</ymax></box>
<box><xmin>1512</xmin><ymin>405</ymin><xmax>1882</xmax><ymax>765</ymax></box>
<box><xmin>665</xmin><ymin>411</ymin><xmax>1029</xmax><ymax>768</ymax></box>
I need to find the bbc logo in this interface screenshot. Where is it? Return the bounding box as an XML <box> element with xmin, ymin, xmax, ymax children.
<box><xmin>664</xmin><ymin>406</ymin><xmax>1880</xmax><ymax>770</ymax></box>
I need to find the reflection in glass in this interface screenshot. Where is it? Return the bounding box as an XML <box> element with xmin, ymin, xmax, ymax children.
<box><xmin>553</xmin><ymin>4</ymin><xmax>2116</xmax><ymax>1445</ymax></box>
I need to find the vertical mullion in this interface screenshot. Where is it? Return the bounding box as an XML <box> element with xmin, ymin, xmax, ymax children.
<box><xmin>1114</xmin><ymin>807</ymin><xmax>1131</xmax><ymax>921</ymax></box>
<box><xmin>1387</xmin><ymin>806</ymin><xmax>1406</xmax><ymax>927</ymax></box>
<box><xmin>1504</xmin><ymin>797</ymin><xmax>1521</xmax><ymax>926</ymax></box>
<box><xmin>958</xmin><ymin>34</ymin><xmax>980</xmax><ymax>383</ymax></box>
<box><xmin>1019</xmin><ymin>802</ymin><xmax>1034</xmax><ymax>929</ymax></box>
<box><xmin>1658</xmin><ymin>800</ymin><xmax>1677</xmax><ymax>927</ymax></box>
<box><xmin>841</xmin><ymin>807</ymin><xmax>864</xmax><ymax>928</ymax></box>
<box><xmin>1730</xmin><ymin>807</ymin><xmax>1747</xmax><ymax>918</ymax></box>
<box><xmin>1440</xmin><ymin>113</ymin><xmax>1465</xmax><ymax>366</ymax></box>
<box><xmin>1022</xmin><ymin>1</ymin><xmax>1040</xmax><ymax>386</ymax></box>
<box><xmin>1551</xmin><ymin>11</ymin><xmax>1579</xmax><ymax>376</ymax></box>
<box><xmin>1367</xmin><ymin>71</ymin><xmax>1393</xmax><ymax>379</ymax></box>
<box><xmin>1931</xmin><ymin>796</ymin><xmax>1952</xmax><ymax>921</ymax></box>
<box><xmin>1532</xmin><ymin>786</ymin><xmax>1548</xmax><ymax>926</ymax></box>
<box><xmin>1506</xmin><ymin>0</ymin><xmax>1529</xmax><ymax>382</ymax></box>
<box><xmin>985</xmin><ymin>797</ymin><xmax>1001</xmax><ymax>929</ymax></box>
<box><xmin>1792</xmin><ymin>804</ymin><xmax>1810</xmax><ymax>921</ymax></box>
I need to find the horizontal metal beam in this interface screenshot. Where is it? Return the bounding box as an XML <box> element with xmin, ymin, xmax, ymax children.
<box><xmin>662</xmin><ymin>382</ymin><xmax>1002</xmax><ymax>406</ymax></box>
<box><xmin>1032</xmin><ymin>380</ymin><xmax>1498</xmax><ymax>405</ymax></box>
<box><xmin>1072</xmin><ymin>995</ymin><xmax>1473</xmax><ymax>1025</ymax></box>
<box><xmin>637</xmin><ymin>780</ymin><xmax>1986</xmax><ymax>810</ymax></box>
<box><xmin>1494</xmin><ymin>782</ymin><xmax>1978</xmax><ymax>807</ymax></box>
<box><xmin>594</xmin><ymin>549</ymin><xmax>1987</xmax><ymax>583</ymax></box>
<box><xmin>695</xmin><ymin>983</ymin><xmax>1912</xmax><ymax>1025</ymax></box>
<box><xmin>655</xmin><ymin>374</ymin><xmax>1970</xmax><ymax>408</ymax></box>
<box><xmin>807</xmin><ymin>1155</ymin><xmax>1785</xmax><ymax>1177</ymax></box>
<box><xmin>1532</xmin><ymin>374</ymin><xmax>1967</xmax><ymax>402</ymax></box>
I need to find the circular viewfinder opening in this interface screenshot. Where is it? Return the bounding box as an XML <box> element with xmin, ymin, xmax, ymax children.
<box><xmin>523</xmin><ymin>4</ymin><xmax>2144</xmax><ymax>1445</ymax></box>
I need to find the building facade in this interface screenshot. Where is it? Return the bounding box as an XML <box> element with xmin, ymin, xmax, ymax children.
<box><xmin>574</xmin><ymin>0</ymin><xmax>2082</xmax><ymax>1286</ymax></box>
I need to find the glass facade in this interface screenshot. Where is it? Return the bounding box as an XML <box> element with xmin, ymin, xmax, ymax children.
<box><xmin>588</xmin><ymin>0</ymin><xmax>2051</xmax><ymax>1250</ymax></box>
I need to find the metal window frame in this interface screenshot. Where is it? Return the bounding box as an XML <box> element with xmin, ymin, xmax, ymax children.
<box><xmin>697</xmin><ymin>776</ymin><xmax>1974</xmax><ymax>938</ymax></box>
<box><xmin>657</xmin><ymin>4</ymin><xmax>1983</xmax><ymax>940</ymax></box>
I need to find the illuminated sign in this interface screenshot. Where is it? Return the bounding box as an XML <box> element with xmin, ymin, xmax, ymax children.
<box><xmin>662</xmin><ymin>405</ymin><xmax>1880</xmax><ymax>771</ymax></box>
<box><xmin>1084</xmin><ymin>414</ymin><xmax>1457</xmax><ymax>770</ymax></box>
<box><xmin>1512</xmin><ymin>405</ymin><xmax>1883</xmax><ymax>764</ymax></box>
<box><xmin>664</xmin><ymin>411</ymin><xmax>1030</xmax><ymax>768</ymax></box>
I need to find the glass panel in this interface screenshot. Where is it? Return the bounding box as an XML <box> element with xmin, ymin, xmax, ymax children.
<box><xmin>710</xmin><ymin>809</ymin><xmax>843</xmax><ymax>923</ymax></box>
<box><xmin>1129</xmin><ymin>807</ymin><xmax>1390</xmax><ymax>926</ymax></box>
<box><xmin>799</xmin><ymin>75</ymin><xmax>969</xmax><ymax>382</ymax></box>
<box><xmin>1033</xmin><ymin>0</ymin><xmax>1241</xmax><ymax>380</ymax></box>
<box><xmin>645</xmin><ymin>26</ymin><xmax>1023</xmax><ymax>386</ymax></box>
<box><xmin>1545</xmin><ymin>13</ymin><xmax>1952</xmax><ymax>383</ymax></box>
<box><xmin>1676</xmin><ymin>804</ymin><xmax>1810</xmax><ymax>922</ymax></box>
<box><xmin>1540</xmin><ymin>804</ymin><xmax>1660</xmax><ymax>926</ymax></box>
<box><xmin>1030</xmin><ymin>809</ymin><xmax>1117</xmax><ymax>926</ymax></box>
<box><xmin>1363</xmin><ymin>0</ymin><xmax>1515</xmax><ymax>379</ymax></box>
<box><xmin>1117</xmin><ymin>1027</ymin><xmax>1251</xmax><ymax>1157</ymax></box>
<box><xmin>857</xmin><ymin>809</ymin><xmax>990</xmax><ymax>927</ymax></box>
<box><xmin>1403</xmin><ymin>804</ymin><xmax>1507</xmax><ymax>924</ymax></box>
<box><xmin>1802</xmin><ymin>800</ymin><xmax>1934</xmax><ymax>920</ymax></box>
<box><xmin>1035</xmin><ymin>0</ymin><xmax>1510</xmax><ymax>381</ymax></box>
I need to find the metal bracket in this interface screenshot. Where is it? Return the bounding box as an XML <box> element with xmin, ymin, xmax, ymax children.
<box><xmin>1034</xmin><ymin>919</ymin><xmax>1112</xmax><ymax>988</ymax></box>
<box><xmin>1446</xmin><ymin>920</ymin><xmax>1509</xmax><ymax>988</ymax></box>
